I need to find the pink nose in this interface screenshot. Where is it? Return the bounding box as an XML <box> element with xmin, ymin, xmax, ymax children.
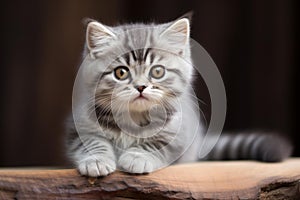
<box><xmin>135</xmin><ymin>85</ymin><xmax>146</xmax><ymax>93</ymax></box>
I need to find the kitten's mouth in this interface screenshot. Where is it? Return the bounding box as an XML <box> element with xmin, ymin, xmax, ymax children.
<box><xmin>133</xmin><ymin>94</ymin><xmax>149</xmax><ymax>101</ymax></box>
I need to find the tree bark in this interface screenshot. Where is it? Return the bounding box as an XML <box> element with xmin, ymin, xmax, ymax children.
<box><xmin>0</xmin><ymin>159</ymin><xmax>300</xmax><ymax>200</ymax></box>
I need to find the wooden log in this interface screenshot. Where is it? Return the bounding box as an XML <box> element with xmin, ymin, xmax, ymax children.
<box><xmin>0</xmin><ymin>159</ymin><xmax>300</xmax><ymax>199</ymax></box>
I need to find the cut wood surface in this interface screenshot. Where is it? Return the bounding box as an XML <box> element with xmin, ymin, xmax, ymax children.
<box><xmin>0</xmin><ymin>159</ymin><xmax>300</xmax><ymax>200</ymax></box>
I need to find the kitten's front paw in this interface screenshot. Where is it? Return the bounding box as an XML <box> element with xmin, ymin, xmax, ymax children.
<box><xmin>118</xmin><ymin>152</ymin><xmax>156</xmax><ymax>174</ymax></box>
<box><xmin>77</xmin><ymin>157</ymin><xmax>116</xmax><ymax>177</ymax></box>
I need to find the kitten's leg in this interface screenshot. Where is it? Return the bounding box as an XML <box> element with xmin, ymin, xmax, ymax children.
<box><xmin>68</xmin><ymin>134</ymin><xmax>116</xmax><ymax>177</ymax></box>
<box><xmin>118</xmin><ymin>135</ymin><xmax>179</xmax><ymax>174</ymax></box>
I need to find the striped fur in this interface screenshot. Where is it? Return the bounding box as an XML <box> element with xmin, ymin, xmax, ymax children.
<box><xmin>66</xmin><ymin>17</ymin><xmax>292</xmax><ymax>177</ymax></box>
<box><xmin>204</xmin><ymin>133</ymin><xmax>292</xmax><ymax>162</ymax></box>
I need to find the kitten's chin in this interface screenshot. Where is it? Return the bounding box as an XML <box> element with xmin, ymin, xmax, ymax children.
<box><xmin>129</xmin><ymin>98</ymin><xmax>154</xmax><ymax>112</ymax></box>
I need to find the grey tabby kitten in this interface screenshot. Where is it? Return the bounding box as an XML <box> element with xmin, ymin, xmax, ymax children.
<box><xmin>66</xmin><ymin>16</ymin><xmax>292</xmax><ymax>177</ymax></box>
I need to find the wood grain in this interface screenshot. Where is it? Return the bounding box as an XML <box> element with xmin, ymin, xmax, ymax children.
<box><xmin>0</xmin><ymin>159</ymin><xmax>300</xmax><ymax>199</ymax></box>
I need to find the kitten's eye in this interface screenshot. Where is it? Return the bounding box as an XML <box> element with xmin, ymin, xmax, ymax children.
<box><xmin>114</xmin><ymin>66</ymin><xmax>130</xmax><ymax>80</ymax></box>
<box><xmin>150</xmin><ymin>65</ymin><xmax>165</xmax><ymax>79</ymax></box>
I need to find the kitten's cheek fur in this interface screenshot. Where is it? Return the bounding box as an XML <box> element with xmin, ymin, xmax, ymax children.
<box><xmin>118</xmin><ymin>152</ymin><xmax>158</xmax><ymax>174</ymax></box>
<box><xmin>77</xmin><ymin>157</ymin><xmax>116</xmax><ymax>177</ymax></box>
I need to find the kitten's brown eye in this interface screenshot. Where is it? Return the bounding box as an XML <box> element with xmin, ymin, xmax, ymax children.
<box><xmin>150</xmin><ymin>65</ymin><xmax>165</xmax><ymax>79</ymax></box>
<box><xmin>114</xmin><ymin>66</ymin><xmax>130</xmax><ymax>80</ymax></box>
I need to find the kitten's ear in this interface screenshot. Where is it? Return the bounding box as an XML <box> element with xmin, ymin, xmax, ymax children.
<box><xmin>86</xmin><ymin>21</ymin><xmax>116</xmax><ymax>56</ymax></box>
<box><xmin>176</xmin><ymin>11</ymin><xmax>193</xmax><ymax>24</ymax></box>
<box><xmin>160</xmin><ymin>18</ymin><xmax>190</xmax><ymax>47</ymax></box>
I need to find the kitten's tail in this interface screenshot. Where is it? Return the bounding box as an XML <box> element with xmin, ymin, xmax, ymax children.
<box><xmin>203</xmin><ymin>133</ymin><xmax>293</xmax><ymax>162</ymax></box>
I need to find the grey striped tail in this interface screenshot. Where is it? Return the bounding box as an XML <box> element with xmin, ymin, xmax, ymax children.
<box><xmin>204</xmin><ymin>133</ymin><xmax>293</xmax><ymax>162</ymax></box>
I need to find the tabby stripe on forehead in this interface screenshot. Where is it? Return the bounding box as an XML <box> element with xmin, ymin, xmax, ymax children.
<box><xmin>136</xmin><ymin>49</ymin><xmax>144</xmax><ymax>64</ymax></box>
<box><xmin>123</xmin><ymin>53</ymin><xmax>131</xmax><ymax>66</ymax></box>
<box><xmin>131</xmin><ymin>50</ymin><xmax>137</xmax><ymax>61</ymax></box>
<box><xmin>143</xmin><ymin>48</ymin><xmax>152</xmax><ymax>63</ymax></box>
<box><xmin>150</xmin><ymin>52</ymin><xmax>155</xmax><ymax>65</ymax></box>
<box><xmin>114</xmin><ymin>57</ymin><xmax>121</xmax><ymax>63</ymax></box>
<box><xmin>156</xmin><ymin>54</ymin><xmax>164</xmax><ymax>62</ymax></box>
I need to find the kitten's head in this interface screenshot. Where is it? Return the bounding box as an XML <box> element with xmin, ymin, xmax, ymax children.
<box><xmin>84</xmin><ymin>17</ymin><xmax>194</xmax><ymax>128</ymax></box>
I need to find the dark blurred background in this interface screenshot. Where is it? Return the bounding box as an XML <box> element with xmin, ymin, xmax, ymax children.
<box><xmin>0</xmin><ymin>0</ymin><xmax>298</xmax><ymax>166</ymax></box>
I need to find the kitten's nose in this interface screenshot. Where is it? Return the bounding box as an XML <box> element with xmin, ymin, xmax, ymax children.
<box><xmin>135</xmin><ymin>85</ymin><xmax>147</xmax><ymax>93</ymax></box>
